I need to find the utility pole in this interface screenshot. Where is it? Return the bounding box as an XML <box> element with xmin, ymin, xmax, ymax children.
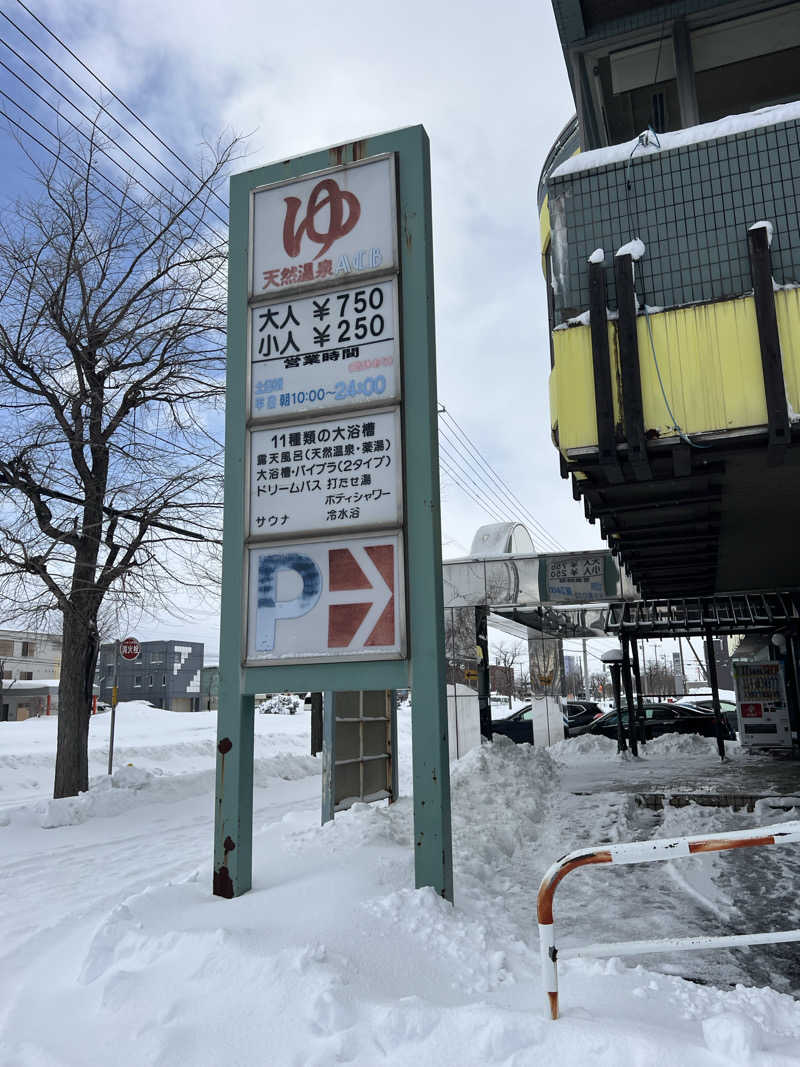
<box><xmin>678</xmin><ymin>638</ymin><xmax>687</xmax><ymax>694</ymax></box>
<box><xmin>582</xmin><ymin>639</ymin><xmax>590</xmax><ymax>700</ymax></box>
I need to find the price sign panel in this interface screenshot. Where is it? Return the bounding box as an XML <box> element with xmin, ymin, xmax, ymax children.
<box><xmin>249</xmin><ymin>278</ymin><xmax>399</xmax><ymax>419</ymax></box>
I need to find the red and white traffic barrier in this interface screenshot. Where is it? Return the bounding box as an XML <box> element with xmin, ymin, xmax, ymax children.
<box><xmin>537</xmin><ymin>821</ymin><xmax>800</xmax><ymax>1020</ymax></box>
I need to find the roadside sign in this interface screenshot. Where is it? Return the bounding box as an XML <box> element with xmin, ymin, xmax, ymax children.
<box><xmin>120</xmin><ymin>637</ymin><xmax>140</xmax><ymax>661</ymax></box>
<box><xmin>246</xmin><ymin>532</ymin><xmax>404</xmax><ymax>663</ymax></box>
<box><xmin>216</xmin><ymin>128</ymin><xmax>452</xmax><ymax>904</ymax></box>
<box><xmin>249</xmin><ymin>277</ymin><xmax>400</xmax><ymax>419</ymax></box>
<box><xmin>248</xmin><ymin>407</ymin><xmax>402</xmax><ymax>538</ymax></box>
<box><xmin>250</xmin><ymin>155</ymin><xmax>397</xmax><ymax>297</ymax></box>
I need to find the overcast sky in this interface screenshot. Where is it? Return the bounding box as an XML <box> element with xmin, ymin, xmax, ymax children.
<box><xmin>0</xmin><ymin>0</ymin><xmax>610</xmax><ymax>658</ymax></box>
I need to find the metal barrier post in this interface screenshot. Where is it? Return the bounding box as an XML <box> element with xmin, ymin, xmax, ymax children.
<box><xmin>538</xmin><ymin>821</ymin><xmax>800</xmax><ymax>1020</ymax></box>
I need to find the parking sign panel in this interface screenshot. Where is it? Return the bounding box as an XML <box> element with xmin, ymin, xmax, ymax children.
<box><xmin>246</xmin><ymin>532</ymin><xmax>405</xmax><ymax>663</ymax></box>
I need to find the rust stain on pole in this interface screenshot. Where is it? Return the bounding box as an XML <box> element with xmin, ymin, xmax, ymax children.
<box><xmin>689</xmin><ymin>835</ymin><xmax>774</xmax><ymax>854</ymax></box>
<box><xmin>537</xmin><ymin>850</ymin><xmax>613</xmax><ymax>925</ymax></box>
<box><xmin>547</xmin><ymin>991</ymin><xmax>559</xmax><ymax>1021</ymax></box>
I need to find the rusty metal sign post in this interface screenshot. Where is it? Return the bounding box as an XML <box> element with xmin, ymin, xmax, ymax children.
<box><xmin>214</xmin><ymin>127</ymin><xmax>452</xmax><ymax>902</ymax></box>
<box><xmin>108</xmin><ymin>636</ymin><xmax>140</xmax><ymax>776</ymax></box>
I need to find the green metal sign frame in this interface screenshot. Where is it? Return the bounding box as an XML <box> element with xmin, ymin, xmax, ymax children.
<box><xmin>213</xmin><ymin>126</ymin><xmax>453</xmax><ymax>902</ymax></box>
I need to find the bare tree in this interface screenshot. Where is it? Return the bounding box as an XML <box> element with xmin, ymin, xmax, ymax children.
<box><xmin>644</xmin><ymin>661</ymin><xmax>677</xmax><ymax>696</ymax></box>
<box><xmin>563</xmin><ymin>666</ymin><xmax>584</xmax><ymax>698</ymax></box>
<box><xmin>492</xmin><ymin>640</ymin><xmax>522</xmax><ymax>700</ymax></box>
<box><xmin>0</xmin><ymin>124</ymin><xmax>237</xmax><ymax>796</ymax></box>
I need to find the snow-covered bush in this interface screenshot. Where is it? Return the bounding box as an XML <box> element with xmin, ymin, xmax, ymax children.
<box><xmin>256</xmin><ymin>693</ymin><xmax>300</xmax><ymax>715</ymax></box>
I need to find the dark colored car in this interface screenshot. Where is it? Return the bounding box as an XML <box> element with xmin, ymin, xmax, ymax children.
<box><xmin>562</xmin><ymin>700</ymin><xmax>605</xmax><ymax>738</ymax></box>
<box><xmin>675</xmin><ymin>698</ymin><xmax>739</xmax><ymax>738</ymax></box>
<box><xmin>491</xmin><ymin>704</ymin><xmax>533</xmax><ymax>744</ymax></box>
<box><xmin>588</xmin><ymin>702</ymin><xmax>736</xmax><ymax>742</ymax></box>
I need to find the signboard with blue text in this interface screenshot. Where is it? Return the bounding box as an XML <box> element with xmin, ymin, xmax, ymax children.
<box><xmin>215</xmin><ymin>128</ymin><xmax>452</xmax><ymax>903</ymax></box>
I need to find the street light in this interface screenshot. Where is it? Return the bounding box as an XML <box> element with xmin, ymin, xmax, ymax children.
<box><xmin>602</xmin><ymin>647</ymin><xmax>627</xmax><ymax>754</ymax></box>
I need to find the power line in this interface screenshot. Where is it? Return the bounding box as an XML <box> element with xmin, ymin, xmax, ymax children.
<box><xmin>438</xmin><ymin>425</ymin><xmax>563</xmax><ymax>554</ymax></box>
<box><xmin>438</xmin><ymin>455</ymin><xmax>508</xmax><ymax>525</ymax></box>
<box><xmin>0</xmin><ymin>101</ymin><xmax>165</xmax><ymax>240</ymax></box>
<box><xmin>438</xmin><ymin>434</ymin><xmax>525</xmax><ymax>530</ymax></box>
<box><xmin>439</xmin><ymin>414</ymin><xmax>563</xmax><ymax>552</ymax></box>
<box><xmin>438</xmin><ymin>406</ymin><xmax>566</xmax><ymax>553</ymax></box>
<box><xmin>13</xmin><ymin>0</ymin><xmax>229</xmax><ymax>213</ymax></box>
<box><xmin>0</xmin><ymin>78</ymin><xmax>166</xmax><ymax>231</ymax></box>
<box><xmin>0</xmin><ymin>20</ymin><xmax>229</xmax><ymax>241</ymax></box>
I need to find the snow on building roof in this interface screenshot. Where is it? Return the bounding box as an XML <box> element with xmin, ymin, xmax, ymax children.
<box><xmin>551</xmin><ymin>100</ymin><xmax>800</xmax><ymax>180</ymax></box>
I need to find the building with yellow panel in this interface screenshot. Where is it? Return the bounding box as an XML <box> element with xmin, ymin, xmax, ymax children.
<box><xmin>541</xmin><ymin>0</ymin><xmax>800</xmax><ymax>598</ymax></box>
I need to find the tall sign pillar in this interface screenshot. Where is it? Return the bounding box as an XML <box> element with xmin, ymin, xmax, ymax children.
<box><xmin>214</xmin><ymin>127</ymin><xmax>452</xmax><ymax>901</ymax></box>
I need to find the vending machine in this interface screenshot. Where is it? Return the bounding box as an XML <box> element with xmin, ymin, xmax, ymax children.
<box><xmin>732</xmin><ymin>637</ymin><xmax>792</xmax><ymax>749</ymax></box>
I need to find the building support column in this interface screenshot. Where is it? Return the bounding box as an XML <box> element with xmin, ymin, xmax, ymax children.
<box><xmin>475</xmin><ymin>606</ymin><xmax>491</xmax><ymax>740</ymax></box>
<box><xmin>704</xmin><ymin>626</ymin><xmax>726</xmax><ymax>762</ymax></box>
<box><xmin>621</xmin><ymin>637</ymin><xmax>638</xmax><ymax>757</ymax></box>
<box><xmin>630</xmin><ymin>636</ymin><xmax>646</xmax><ymax>747</ymax></box>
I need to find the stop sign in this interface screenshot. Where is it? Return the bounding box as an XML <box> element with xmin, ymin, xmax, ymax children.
<box><xmin>120</xmin><ymin>636</ymin><xmax>141</xmax><ymax>661</ymax></box>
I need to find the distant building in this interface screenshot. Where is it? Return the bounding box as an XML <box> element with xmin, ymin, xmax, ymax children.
<box><xmin>489</xmin><ymin>664</ymin><xmax>514</xmax><ymax>694</ymax></box>
<box><xmin>0</xmin><ymin>629</ymin><xmax>61</xmax><ymax>681</ymax></box>
<box><xmin>96</xmin><ymin>641</ymin><xmax>203</xmax><ymax>712</ymax></box>
<box><xmin>1</xmin><ymin>679</ymin><xmax>61</xmax><ymax>721</ymax></box>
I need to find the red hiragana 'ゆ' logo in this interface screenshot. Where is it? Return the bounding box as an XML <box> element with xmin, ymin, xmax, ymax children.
<box><xmin>283</xmin><ymin>178</ymin><xmax>361</xmax><ymax>260</ymax></box>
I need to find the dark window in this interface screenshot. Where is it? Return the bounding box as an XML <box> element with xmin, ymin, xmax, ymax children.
<box><xmin>646</xmin><ymin>705</ymin><xmax>678</xmax><ymax>720</ymax></box>
<box><xmin>21</xmin><ymin>641</ymin><xmax>35</xmax><ymax>657</ymax></box>
<box><xmin>134</xmin><ymin>675</ymin><xmax>142</xmax><ymax>687</ymax></box>
<box><xmin>19</xmin><ymin>671</ymin><xmax>33</xmax><ymax>681</ymax></box>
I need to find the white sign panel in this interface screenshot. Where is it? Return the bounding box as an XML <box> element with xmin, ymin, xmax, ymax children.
<box><xmin>246</xmin><ymin>532</ymin><xmax>405</xmax><ymax>662</ymax></box>
<box><xmin>249</xmin><ymin>408</ymin><xmax>402</xmax><ymax>538</ymax></box>
<box><xmin>250</xmin><ymin>278</ymin><xmax>399</xmax><ymax>418</ymax></box>
<box><xmin>546</xmin><ymin>553</ymin><xmax>606</xmax><ymax>603</ymax></box>
<box><xmin>251</xmin><ymin>156</ymin><xmax>397</xmax><ymax>297</ymax></box>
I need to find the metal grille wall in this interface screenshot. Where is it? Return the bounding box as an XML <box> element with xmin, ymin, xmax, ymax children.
<box><xmin>548</xmin><ymin>117</ymin><xmax>800</xmax><ymax>324</ymax></box>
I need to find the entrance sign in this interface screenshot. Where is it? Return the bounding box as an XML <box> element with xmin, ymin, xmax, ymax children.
<box><xmin>246</xmin><ymin>533</ymin><xmax>404</xmax><ymax>661</ymax></box>
<box><xmin>250</xmin><ymin>278</ymin><xmax>399</xmax><ymax>418</ymax></box>
<box><xmin>215</xmin><ymin>128</ymin><xmax>452</xmax><ymax>904</ymax></box>
<box><xmin>541</xmin><ymin>551</ymin><xmax>617</xmax><ymax>604</ymax></box>
<box><xmin>248</xmin><ymin>408</ymin><xmax>402</xmax><ymax>538</ymax></box>
<box><xmin>251</xmin><ymin>156</ymin><xmax>398</xmax><ymax>297</ymax></box>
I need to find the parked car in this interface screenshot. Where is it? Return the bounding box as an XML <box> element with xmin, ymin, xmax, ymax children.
<box><xmin>587</xmin><ymin>702</ymin><xmax>736</xmax><ymax>742</ymax></box>
<box><xmin>491</xmin><ymin>704</ymin><xmax>533</xmax><ymax>744</ymax></box>
<box><xmin>561</xmin><ymin>700</ymin><xmax>605</xmax><ymax>739</ymax></box>
<box><xmin>675</xmin><ymin>697</ymin><xmax>739</xmax><ymax>738</ymax></box>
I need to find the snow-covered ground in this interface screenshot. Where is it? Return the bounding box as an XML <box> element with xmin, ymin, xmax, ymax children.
<box><xmin>2</xmin><ymin>702</ymin><xmax>800</xmax><ymax>1064</ymax></box>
